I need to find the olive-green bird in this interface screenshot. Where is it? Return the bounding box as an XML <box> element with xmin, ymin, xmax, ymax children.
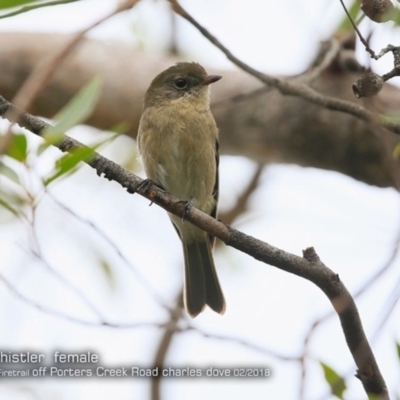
<box><xmin>138</xmin><ymin>62</ymin><xmax>225</xmax><ymax>317</ymax></box>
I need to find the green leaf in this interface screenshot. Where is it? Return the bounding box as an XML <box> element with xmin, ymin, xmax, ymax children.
<box><xmin>320</xmin><ymin>361</ymin><xmax>346</xmax><ymax>399</ymax></box>
<box><xmin>0</xmin><ymin>1</ymin><xmax>81</xmax><ymax>20</ymax></box>
<box><xmin>0</xmin><ymin>0</ymin><xmax>37</xmax><ymax>9</ymax></box>
<box><xmin>396</xmin><ymin>342</ymin><xmax>400</xmax><ymax>360</ymax></box>
<box><xmin>44</xmin><ymin>131</ymin><xmax>119</xmax><ymax>185</ymax></box>
<box><xmin>42</xmin><ymin>76</ymin><xmax>103</xmax><ymax>144</ymax></box>
<box><xmin>0</xmin><ymin>162</ymin><xmax>20</xmax><ymax>184</ymax></box>
<box><xmin>4</xmin><ymin>133</ymin><xmax>28</xmax><ymax>162</ymax></box>
<box><xmin>44</xmin><ymin>145</ymin><xmax>95</xmax><ymax>185</ymax></box>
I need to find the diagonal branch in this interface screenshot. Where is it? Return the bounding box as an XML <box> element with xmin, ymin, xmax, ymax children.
<box><xmin>0</xmin><ymin>95</ymin><xmax>389</xmax><ymax>399</ymax></box>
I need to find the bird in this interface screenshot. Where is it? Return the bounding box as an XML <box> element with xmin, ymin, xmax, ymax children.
<box><xmin>137</xmin><ymin>62</ymin><xmax>225</xmax><ymax>317</ymax></box>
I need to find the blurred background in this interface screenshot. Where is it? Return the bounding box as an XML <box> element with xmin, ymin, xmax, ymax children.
<box><xmin>0</xmin><ymin>0</ymin><xmax>400</xmax><ymax>399</ymax></box>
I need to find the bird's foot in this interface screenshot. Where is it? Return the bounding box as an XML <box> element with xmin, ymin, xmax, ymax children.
<box><xmin>135</xmin><ymin>179</ymin><xmax>154</xmax><ymax>193</ymax></box>
<box><xmin>135</xmin><ymin>179</ymin><xmax>164</xmax><ymax>206</ymax></box>
<box><xmin>182</xmin><ymin>197</ymin><xmax>194</xmax><ymax>223</ymax></box>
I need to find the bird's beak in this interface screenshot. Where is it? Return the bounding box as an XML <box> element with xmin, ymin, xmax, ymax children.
<box><xmin>202</xmin><ymin>75</ymin><xmax>222</xmax><ymax>85</ymax></box>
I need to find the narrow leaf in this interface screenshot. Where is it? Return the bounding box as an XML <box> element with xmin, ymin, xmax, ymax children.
<box><xmin>44</xmin><ymin>131</ymin><xmax>119</xmax><ymax>185</ymax></box>
<box><xmin>44</xmin><ymin>145</ymin><xmax>95</xmax><ymax>185</ymax></box>
<box><xmin>0</xmin><ymin>0</ymin><xmax>37</xmax><ymax>9</ymax></box>
<box><xmin>4</xmin><ymin>133</ymin><xmax>28</xmax><ymax>162</ymax></box>
<box><xmin>43</xmin><ymin>76</ymin><xmax>103</xmax><ymax>143</ymax></box>
<box><xmin>320</xmin><ymin>361</ymin><xmax>346</xmax><ymax>399</ymax></box>
<box><xmin>0</xmin><ymin>1</ymin><xmax>80</xmax><ymax>20</ymax></box>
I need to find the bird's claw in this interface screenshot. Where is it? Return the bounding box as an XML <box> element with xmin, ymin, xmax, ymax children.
<box><xmin>182</xmin><ymin>198</ymin><xmax>194</xmax><ymax>223</ymax></box>
<box><xmin>135</xmin><ymin>179</ymin><xmax>160</xmax><ymax>206</ymax></box>
<box><xmin>135</xmin><ymin>179</ymin><xmax>153</xmax><ymax>193</ymax></box>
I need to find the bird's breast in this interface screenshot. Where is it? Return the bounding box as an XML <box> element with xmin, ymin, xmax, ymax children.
<box><xmin>139</xmin><ymin>102</ymin><xmax>217</xmax><ymax>212</ymax></box>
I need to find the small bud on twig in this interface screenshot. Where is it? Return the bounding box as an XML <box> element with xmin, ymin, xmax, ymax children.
<box><xmin>352</xmin><ymin>72</ymin><xmax>384</xmax><ymax>98</ymax></box>
<box><xmin>361</xmin><ymin>0</ymin><xmax>394</xmax><ymax>23</ymax></box>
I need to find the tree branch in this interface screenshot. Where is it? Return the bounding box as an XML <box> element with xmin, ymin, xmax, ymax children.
<box><xmin>338</xmin><ymin>0</ymin><xmax>377</xmax><ymax>59</ymax></box>
<box><xmin>0</xmin><ymin>32</ymin><xmax>398</xmax><ymax>188</ymax></box>
<box><xmin>169</xmin><ymin>0</ymin><xmax>400</xmax><ymax>136</ymax></box>
<box><xmin>0</xmin><ymin>95</ymin><xmax>389</xmax><ymax>399</ymax></box>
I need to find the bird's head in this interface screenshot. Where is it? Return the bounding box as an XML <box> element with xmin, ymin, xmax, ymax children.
<box><xmin>144</xmin><ymin>62</ymin><xmax>222</xmax><ymax>109</ymax></box>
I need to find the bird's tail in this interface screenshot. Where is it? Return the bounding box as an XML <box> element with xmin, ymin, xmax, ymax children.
<box><xmin>182</xmin><ymin>239</ymin><xmax>226</xmax><ymax>317</ymax></box>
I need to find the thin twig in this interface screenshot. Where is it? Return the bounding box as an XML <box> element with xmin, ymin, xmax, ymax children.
<box><xmin>46</xmin><ymin>190</ymin><xmax>173</xmax><ymax>313</ymax></box>
<box><xmin>183</xmin><ymin>326</ymin><xmax>301</xmax><ymax>362</ymax></box>
<box><xmin>0</xmin><ymin>271</ymin><xmax>163</xmax><ymax>329</ymax></box>
<box><xmin>151</xmin><ymin>292</ymin><xmax>185</xmax><ymax>400</ymax></box>
<box><xmin>169</xmin><ymin>0</ymin><xmax>400</xmax><ymax>136</ymax></box>
<box><xmin>27</xmin><ymin>243</ymin><xmax>107</xmax><ymax>321</ymax></box>
<box><xmin>219</xmin><ymin>164</ymin><xmax>263</xmax><ymax>225</ymax></box>
<box><xmin>338</xmin><ymin>0</ymin><xmax>377</xmax><ymax>59</ymax></box>
<box><xmin>371</xmin><ymin>272</ymin><xmax>400</xmax><ymax>342</ymax></box>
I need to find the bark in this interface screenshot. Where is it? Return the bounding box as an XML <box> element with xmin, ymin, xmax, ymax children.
<box><xmin>1</xmin><ymin>32</ymin><xmax>399</xmax><ymax>188</ymax></box>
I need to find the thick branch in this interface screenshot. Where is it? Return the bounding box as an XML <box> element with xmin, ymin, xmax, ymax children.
<box><xmin>1</xmin><ymin>32</ymin><xmax>400</xmax><ymax>188</ymax></box>
<box><xmin>0</xmin><ymin>95</ymin><xmax>389</xmax><ymax>399</ymax></box>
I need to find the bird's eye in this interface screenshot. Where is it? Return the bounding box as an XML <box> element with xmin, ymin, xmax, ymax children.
<box><xmin>174</xmin><ymin>78</ymin><xmax>187</xmax><ymax>89</ymax></box>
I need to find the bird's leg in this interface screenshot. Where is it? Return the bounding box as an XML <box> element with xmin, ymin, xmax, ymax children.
<box><xmin>135</xmin><ymin>179</ymin><xmax>165</xmax><ymax>206</ymax></box>
<box><xmin>135</xmin><ymin>179</ymin><xmax>154</xmax><ymax>193</ymax></box>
